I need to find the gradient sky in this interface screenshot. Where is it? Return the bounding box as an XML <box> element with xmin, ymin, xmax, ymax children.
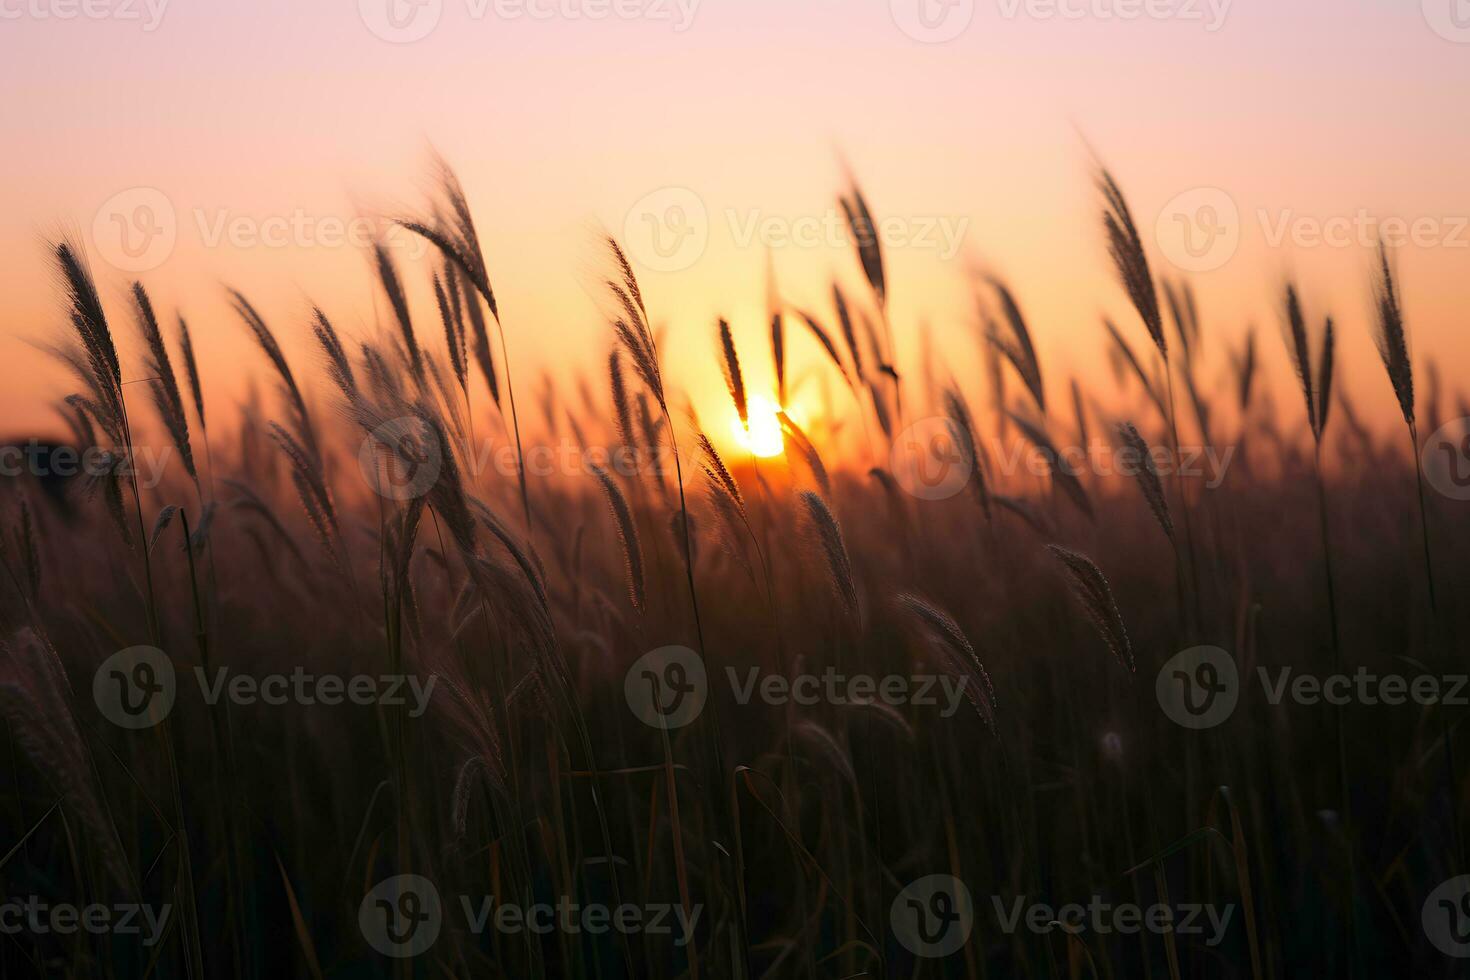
<box><xmin>4</xmin><ymin>0</ymin><xmax>1470</xmax><ymax>443</ymax></box>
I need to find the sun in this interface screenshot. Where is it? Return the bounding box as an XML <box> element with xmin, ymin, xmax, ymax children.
<box><xmin>731</xmin><ymin>396</ymin><xmax>786</xmax><ymax>458</ymax></box>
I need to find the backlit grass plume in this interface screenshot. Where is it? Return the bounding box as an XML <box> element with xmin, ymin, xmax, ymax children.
<box><xmin>986</xmin><ymin>276</ymin><xmax>1045</xmax><ymax>415</ymax></box>
<box><xmin>132</xmin><ymin>282</ymin><xmax>196</xmax><ymax>487</ymax></box>
<box><xmin>1097</xmin><ymin>167</ymin><xmax>1164</xmax><ymax>354</ymax></box>
<box><xmin>1117</xmin><ymin>421</ymin><xmax>1172</xmax><ymax>541</ymax></box>
<box><xmin>944</xmin><ymin>387</ymin><xmax>991</xmax><ymax>520</ymax></box>
<box><xmin>591</xmin><ymin>463</ymin><xmax>645</xmax><ymax>616</ymax></box>
<box><xmin>1283</xmin><ymin>284</ymin><xmax>1335</xmax><ymax>446</ymax></box>
<box><xmin>231</xmin><ymin>288</ymin><xmax>319</xmax><ymax>464</ymax></box>
<box><xmin>1009</xmin><ymin>411</ymin><xmax>1092</xmax><ymax>520</ymax></box>
<box><xmin>800</xmin><ymin>490</ymin><xmax>858</xmax><ymax>618</ymax></box>
<box><xmin>1371</xmin><ymin>243</ymin><xmax>1437</xmax><ymax>612</ymax></box>
<box><xmin>718</xmin><ymin>318</ymin><xmax>748</xmax><ymax>429</ymax></box>
<box><xmin>895</xmin><ymin>593</ymin><xmax>996</xmax><ymax>732</ymax></box>
<box><xmin>47</xmin><ymin>238</ymin><xmax>124</xmax><ymax>448</ymax></box>
<box><xmin>1046</xmin><ymin>544</ymin><xmax>1134</xmax><ymax>673</ymax></box>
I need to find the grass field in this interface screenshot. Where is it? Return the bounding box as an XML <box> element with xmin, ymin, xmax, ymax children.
<box><xmin>1</xmin><ymin>158</ymin><xmax>1467</xmax><ymax>978</ymax></box>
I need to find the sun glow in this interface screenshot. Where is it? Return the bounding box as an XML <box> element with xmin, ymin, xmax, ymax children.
<box><xmin>731</xmin><ymin>396</ymin><xmax>786</xmax><ymax>458</ymax></box>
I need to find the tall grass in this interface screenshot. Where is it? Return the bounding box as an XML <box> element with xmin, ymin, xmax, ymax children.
<box><xmin>0</xmin><ymin>160</ymin><xmax>1465</xmax><ymax>980</ymax></box>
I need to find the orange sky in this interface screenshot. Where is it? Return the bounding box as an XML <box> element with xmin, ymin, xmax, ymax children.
<box><xmin>4</xmin><ymin>0</ymin><xmax>1470</xmax><ymax>445</ymax></box>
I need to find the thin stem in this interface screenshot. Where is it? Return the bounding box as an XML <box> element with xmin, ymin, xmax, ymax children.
<box><xmin>1408</xmin><ymin>422</ymin><xmax>1439</xmax><ymax>614</ymax></box>
<box><xmin>493</xmin><ymin>312</ymin><xmax>532</xmax><ymax>534</ymax></box>
<box><xmin>659</xmin><ymin>403</ymin><xmax>754</xmax><ymax>975</ymax></box>
<box><xmin>1163</xmin><ymin>354</ymin><xmax>1202</xmax><ymax>633</ymax></box>
<box><xmin>1313</xmin><ymin>440</ymin><xmax>1355</xmax><ymax>978</ymax></box>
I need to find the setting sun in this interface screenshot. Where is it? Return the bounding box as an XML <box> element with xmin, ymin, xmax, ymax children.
<box><xmin>730</xmin><ymin>395</ymin><xmax>786</xmax><ymax>458</ymax></box>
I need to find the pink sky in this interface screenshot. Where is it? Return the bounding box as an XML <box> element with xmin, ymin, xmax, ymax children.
<box><xmin>4</xmin><ymin>0</ymin><xmax>1470</xmax><ymax>441</ymax></box>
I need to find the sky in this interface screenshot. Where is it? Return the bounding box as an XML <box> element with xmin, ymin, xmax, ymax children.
<box><xmin>3</xmin><ymin>0</ymin><xmax>1469</xmax><ymax>446</ymax></box>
